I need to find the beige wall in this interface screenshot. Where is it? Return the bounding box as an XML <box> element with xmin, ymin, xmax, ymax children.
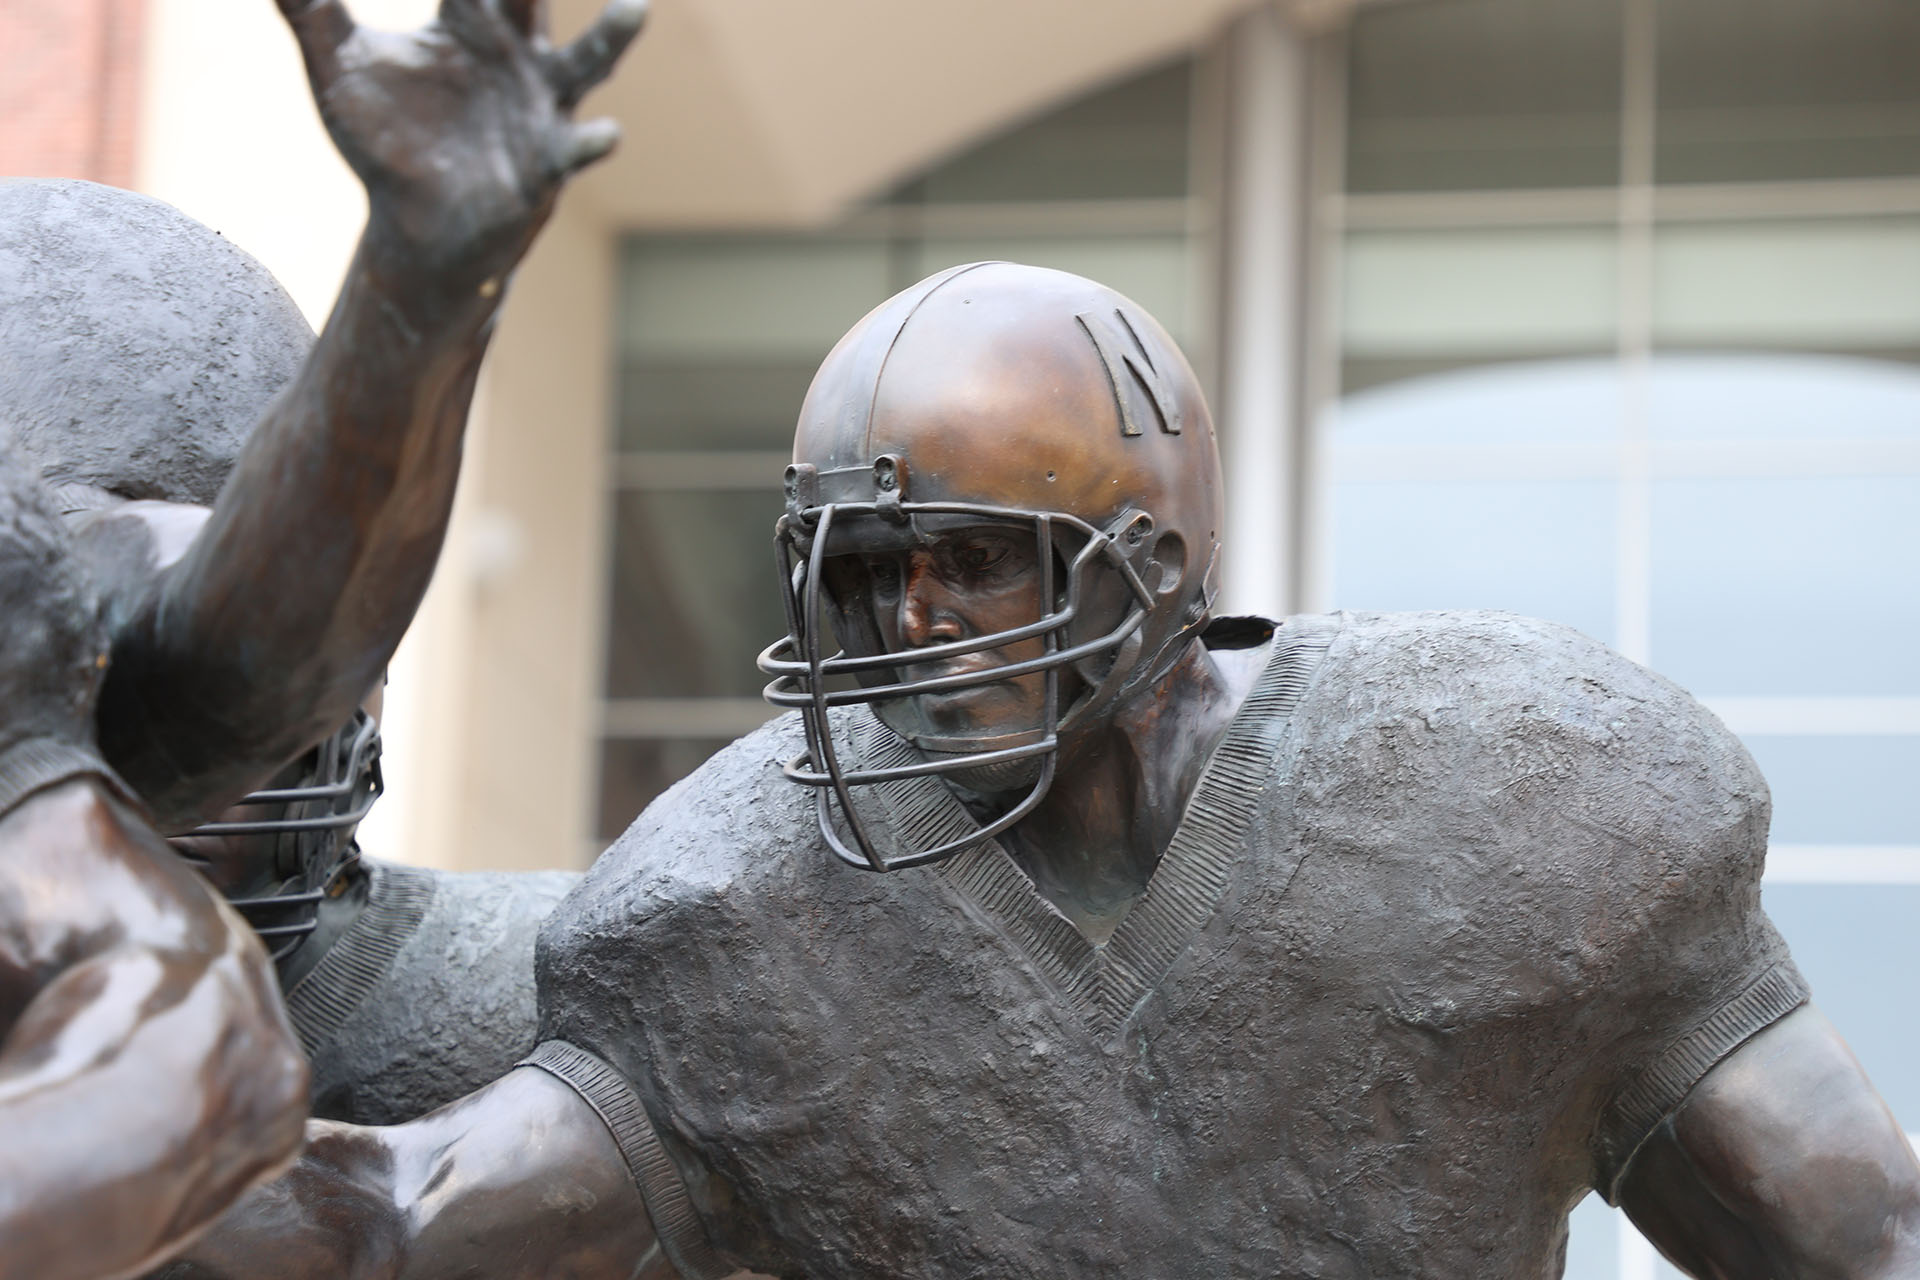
<box><xmin>424</xmin><ymin>198</ymin><xmax>617</xmax><ymax>871</ymax></box>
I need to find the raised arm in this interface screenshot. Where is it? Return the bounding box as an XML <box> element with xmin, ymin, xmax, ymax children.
<box><xmin>95</xmin><ymin>0</ymin><xmax>645</xmax><ymax>828</ymax></box>
<box><xmin>157</xmin><ymin>1067</ymin><xmax>668</xmax><ymax>1280</ymax></box>
<box><xmin>1617</xmin><ymin>1004</ymin><xmax>1920</xmax><ymax>1278</ymax></box>
<box><xmin>0</xmin><ymin>779</ymin><xmax>309</xmax><ymax>1280</ymax></box>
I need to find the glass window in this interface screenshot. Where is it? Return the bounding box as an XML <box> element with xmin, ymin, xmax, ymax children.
<box><xmin>1347</xmin><ymin>0</ymin><xmax>1622</xmax><ymax>193</ymax></box>
<box><xmin>1646</xmin><ymin>352</ymin><xmax>1920</xmax><ymax>441</ymax></box>
<box><xmin>907</xmin><ymin>233</ymin><xmax>1193</xmax><ymax>345</ymax></box>
<box><xmin>1657</xmin><ymin>0</ymin><xmax>1920</xmax><ymax>184</ymax></box>
<box><xmin>1653</xmin><ymin>218</ymin><xmax>1920</xmax><ymax>351</ymax></box>
<box><xmin>1648</xmin><ymin>475</ymin><xmax>1920</xmax><ymax>696</ymax></box>
<box><xmin>617</xmin><ymin>359</ymin><xmax>820</xmax><ymax>454</ymax></box>
<box><xmin>1342</xmin><ymin>227</ymin><xmax>1618</xmax><ymax>363</ymax></box>
<box><xmin>602</xmin><ymin>488</ymin><xmax>790</xmax><ymax>701</ymax></box>
<box><xmin>1330</xmin><ymin>476</ymin><xmax>1616</xmax><ymax>642</ymax></box>
<box><xmin>620</xmin><ymin>239</ymin><xmax>892</xmax><ymax>361</ymax></box>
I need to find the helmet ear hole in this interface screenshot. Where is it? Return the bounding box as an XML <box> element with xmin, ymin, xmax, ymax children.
<box><xmin>1148</xmin><ymin>531</ymin><xmax>1187</xmax><ymax>596</ymax></box>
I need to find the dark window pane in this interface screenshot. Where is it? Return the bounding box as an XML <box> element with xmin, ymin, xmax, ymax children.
<box><xmin>603</xmin><ymin>487</ymin><xmax>791</xmax><ymax>700</ymax></box>
<box><xmin>1348</xmin><ymin>0</ymin><xmax>1622</xmax><ymax>194</ymax></box>
<box><xmin>897</xmin><ymin>60</ymin><xmax>1190</xmax><ymax>205</ymax></box>
<box><xmin>618</xmin><ymin>359</ymin><xmax>821</xmax><ymax>453</ymax></box>
<box><xmin>1658</xmin><ymin>0</ymin><xmax>1920</xmax><ymax>184</ymax></box>
<box><xmin>597</xmin><ymin>736</ymin><xmax>738</xmax><ymax>841</ymax></box>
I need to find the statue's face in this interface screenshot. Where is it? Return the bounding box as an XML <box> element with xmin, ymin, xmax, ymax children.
<box><xmin>827</xmin><ymin>523</ymin><xmax>1052</xmax><ymax>754</ymax></box>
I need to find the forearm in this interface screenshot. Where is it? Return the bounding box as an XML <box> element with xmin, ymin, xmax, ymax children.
<box><xmin>0</xmin><ymin>946</ymin><xmax>308</xmax><ymax>1280</ymax></box>
<box><xmin>162</xmin><ymin>1068</ymin><xmax>662</xmax><ymax>1280</ymax></box>
<box><xmin>98</xmin><ymin>227</ymin><xmax>494</xmax><ymax>825</ymax></box>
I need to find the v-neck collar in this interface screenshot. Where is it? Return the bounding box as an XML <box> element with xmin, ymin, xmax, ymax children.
<box><xmin>845</xmin><ymin>620</ymin><xmax>1335</xmax><ymax>1036</ymax></box>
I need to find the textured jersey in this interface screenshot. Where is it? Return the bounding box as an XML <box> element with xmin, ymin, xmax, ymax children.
<box><xmin>291</xmin><ymin>859</ymin><xmax>577</xmax><ymax>1124</ymax></box>
<box><xmin>540</xmin><ymin>611</ymin><xmax>1803</xmax><ymax>1279</ymax></box>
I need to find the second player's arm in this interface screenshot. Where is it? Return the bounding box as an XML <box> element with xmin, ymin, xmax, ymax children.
<box><xmin>156</xmin><ymin>1067</ymin><xmax>671</xmax><ymax>1280</ymax></box>
<box><xmin>95</xmin><ymin>0</ymin><xmax>644</xmax><ymax>828</ymax></box>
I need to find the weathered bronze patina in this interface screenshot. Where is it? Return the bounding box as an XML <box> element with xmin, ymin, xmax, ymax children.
<box><xmin>162</xmin><ymin>261</ymin><xmax>1920</xmax><ymax>1278</ymax></box>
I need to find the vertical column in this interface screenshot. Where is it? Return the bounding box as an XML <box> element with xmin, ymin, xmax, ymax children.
<box><xmin>1614</xmin><ymin>0</ymin><xmax>1657</xmax><ymax>667</ymax></box>
<box><xmin>1213</xmin><ymin>2</ymin><xmax>1312</xmax><ymax>619</ymax></box>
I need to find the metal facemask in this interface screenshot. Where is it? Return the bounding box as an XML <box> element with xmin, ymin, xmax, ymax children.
<box><xmin>173</xmin><ymin>709</ymin><xmax>383</xmax><ymax>963</ymax></box>
<box><xmin>757</xmin><ymin>454</ymin><xmax>1158</xmax><ymax>873</ymax></box>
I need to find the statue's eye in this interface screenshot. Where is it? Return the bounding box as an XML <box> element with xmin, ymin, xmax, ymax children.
<box><xmin>955</xmin><ymin>543</ymin><xmax>1009</xmax><ymax>574</ymax></box>
<box><xmin>864</xmin><ymin>557</ymin><xmax>901</xmax><ymax>593</ymax></box>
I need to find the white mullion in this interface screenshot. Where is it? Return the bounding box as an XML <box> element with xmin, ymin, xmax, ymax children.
<box><xmin>1298</xmin><ymin>26</ymin><xmax>1349</xmax><ymax>617</ymax></box>
<box><xmin>1613</xmin><ymin>0</ymin><xmax>1657</xmax><ymax>670</ymax></box>
<box><xmin>1705</xmin><ymin>696</ymin><xmax>1920</xmax><ymax>735</ymax></box>
<box><xmin>1764</xmin><ymin>847</ymin><xmax>1920</xmax><ymax>884</ymax></box>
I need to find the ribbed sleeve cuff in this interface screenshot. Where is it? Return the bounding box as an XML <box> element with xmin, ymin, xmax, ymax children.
<box><xmin>519</xmin><ymin>1039</ymin><xmax>734</xmax><ymax>1280</ymax></box>
<box><xmin>1596</xmin><ymin>960</ymin><xmax>1811</xmax><ymax>1202</ymax></box>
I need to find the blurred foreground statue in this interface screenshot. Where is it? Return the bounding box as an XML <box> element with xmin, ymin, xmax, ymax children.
<box><xmin>0</xmin><ymin>0</ymin><xmax>641</xmax><ymax>1269</ymax></box>
<box><xmin>166</xmin><ymin>260</ymin><xmax>1920</xmax><ymax>1278</ymax></box>
<box><xmin>0</xmin><ymin>457</ymin><xmax>309</xmax><ymax>1280</ymax></box>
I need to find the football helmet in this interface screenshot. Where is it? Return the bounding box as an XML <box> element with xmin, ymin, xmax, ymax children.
<box><xmin>759</xmin><ymin>262</ymin><xmax>1223</xmax><ymax>871</ymax></box>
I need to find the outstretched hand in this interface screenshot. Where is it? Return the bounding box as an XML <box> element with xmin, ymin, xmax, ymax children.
<box><xmin>277</xmin><ymin>0</ymin><xmax>645</xmax><ymax>282</ymax></box>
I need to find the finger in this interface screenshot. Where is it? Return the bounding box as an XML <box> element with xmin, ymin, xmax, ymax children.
<box><xmin>275</xmin><ymin>0</ymin><xmax>356</xmax><ymax>86</ymax></box>
<box><xmin>558</xmin><ymin>117</ymin><xmax>622</xmax><ymax>174</ymax></box>
<box><xmin>548</xmin><ymin>0</ymin><xmax>647</xmax><ymax>109</ymax></box>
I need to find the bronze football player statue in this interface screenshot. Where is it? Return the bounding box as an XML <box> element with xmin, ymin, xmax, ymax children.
<box><xmin>165</xmin><ymin>264</ymin><xmax>1920</xmax><ymax>1279</ymax></box>
<box><xmin>1</xmin><ymin>0</ymin><xmax>642</xmax><ymax>1267</ymax></box>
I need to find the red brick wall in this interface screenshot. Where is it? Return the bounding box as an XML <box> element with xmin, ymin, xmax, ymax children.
<box><xmin>0</xmin><ymin>0</ymin><xmax>148</xmax><ymax>187</ymax></box>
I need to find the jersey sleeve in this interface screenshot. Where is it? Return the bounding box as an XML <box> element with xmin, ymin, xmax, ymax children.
<box><xmin>1293</xmin><ymin>611</ymin><xmax>1813</xmax><ymax>1205</ymax></box>
<box><xmin>1592</xmin><ymin>957</ymin><xmax>1808</xmax><ymax>1201</ymax></box>
<box><xmin>519</xmin><ymin>1040</ymin><xmax>736</xmax><ymax>1280</ymax></box>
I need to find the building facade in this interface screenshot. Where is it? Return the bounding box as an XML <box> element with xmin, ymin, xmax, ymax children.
<box><xmin>7</xmin><ymin>1</ymin><xmax>1918</xmax><ymax>1274</ymax></box>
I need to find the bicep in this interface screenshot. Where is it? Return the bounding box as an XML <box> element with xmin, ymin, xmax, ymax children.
<box><xmin>1618</xmin><ymin>1005</ymin><xmax>1920</xmax><ymax>1279</ymax></box>
<box><xmin>0</xmin><ymin>786</ymin><xmax>308</xmax><ymax>1280</ymax></box>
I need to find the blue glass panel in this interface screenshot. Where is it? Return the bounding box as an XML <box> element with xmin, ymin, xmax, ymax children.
<box><xmin>1333</xmin><ymin>356</ymin><xmax>1621</xmax><ymax>446</ymax></box>
<box><xmin>1561</xmin><ymin>1194</ymin><xmax>1619</xmax><ymax>1280</ymax></box>
<box><xmin>1744</xmin><ymin>735</ymin><xmax>1920</xmax><ymax>845</ymax></box>
<box><xmin>1649</xmin><ymin>476</ymin><xmax>1920</xmax><ymax>695</ymax></box>
<box><xmin>1648</xmin><ymin>352</ymin><xmax>1920</xmax><ymax>441</ymax></box>
<box><xmin>1329</xmin><ymin>478</ymin><xmax>1616</xmax><ymax>643</ymax></box>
